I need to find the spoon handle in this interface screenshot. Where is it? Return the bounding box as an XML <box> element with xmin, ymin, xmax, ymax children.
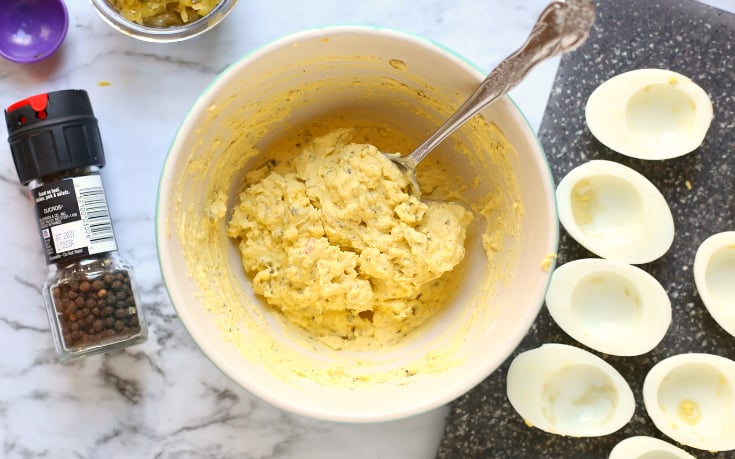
<box><xmin>404</xmin><ymin>0</ymin><xmax>595</xmax><ymax>168</ymax></box>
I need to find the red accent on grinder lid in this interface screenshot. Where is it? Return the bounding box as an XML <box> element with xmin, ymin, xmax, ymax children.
<box><xmin>6</xmin><ymin>93</ymin><xmax>49</xmax><ymax>113</ymax></box>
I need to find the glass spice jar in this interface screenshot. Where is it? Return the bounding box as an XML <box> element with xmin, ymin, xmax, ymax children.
<box><xmin>5</xmin><ymin>89</ymin><xmax>148</xmax><ymax>362</ymax></box>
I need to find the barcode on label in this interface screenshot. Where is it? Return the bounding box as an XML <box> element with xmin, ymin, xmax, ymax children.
<box><xmin>74</xmin><ymin>175</ymin><xmax>117</xmax><ymax>255</ymax></box>
<box><xmin>79</xmin><ymin>185</ymin><xmax>114</xmax><ymax>244</ymax></box>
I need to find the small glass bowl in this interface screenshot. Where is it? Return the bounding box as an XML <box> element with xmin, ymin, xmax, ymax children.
<box><xmin>88</xmin><ymin>0</ymin><xmax>238</xmax><ymax>43</ymax></box>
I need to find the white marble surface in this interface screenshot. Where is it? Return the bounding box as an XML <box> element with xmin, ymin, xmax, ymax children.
<box><xmin>0</xmin><ymin>0</ymin><xmax>729</xmax><ymax>458</ymax></box>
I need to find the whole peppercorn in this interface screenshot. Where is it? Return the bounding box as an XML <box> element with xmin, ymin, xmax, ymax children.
<box><xmin>51</xmin><ymin>268</ymin><xmax>142</xmax><ymax>350</ymax></box>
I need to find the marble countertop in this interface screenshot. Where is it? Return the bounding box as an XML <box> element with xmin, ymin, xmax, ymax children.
<box><xmin>0</xmin><ymin>1</ymin><xmax>731</xmax><ymax>458</ymax></box>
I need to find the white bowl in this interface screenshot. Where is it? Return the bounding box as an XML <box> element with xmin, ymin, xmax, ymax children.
<box><xmin>156</xmin><ymin>26</ymin><xmax>557</xmax><ymax>422</ymax></box>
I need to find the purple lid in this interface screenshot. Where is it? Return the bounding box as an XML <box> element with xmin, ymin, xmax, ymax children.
<box><xmin>0</xmin><ymin>0</ymin><xmax>69</xmax><ymax>64</ymax></box>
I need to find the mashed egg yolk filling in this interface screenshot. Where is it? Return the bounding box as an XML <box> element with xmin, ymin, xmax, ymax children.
<box><xmin>227</xmin><ymin>129</ymin><xmax>473</xmax><ymax>348</ymax></box>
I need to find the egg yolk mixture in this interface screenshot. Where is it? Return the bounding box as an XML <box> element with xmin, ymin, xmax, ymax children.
<box><xmin>107</xmin><ymin>0</ymin><xmax>219</xmax><ymax>26</ymax></box>
<box><xmin>227</xmin><ymin>129</ymin><xmax>473</xmax><ymax>348</ymax></box>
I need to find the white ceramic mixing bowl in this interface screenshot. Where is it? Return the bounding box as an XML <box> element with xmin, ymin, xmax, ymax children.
<box><xmin>156</xmin><ymin>26</ymin><xmax>557</xmax><ymax>422</ymax></box>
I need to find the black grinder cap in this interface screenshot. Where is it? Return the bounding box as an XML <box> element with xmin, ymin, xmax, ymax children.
<box><xmin>5</xmin><ymin>89</ymin><xmax>105</xmax><ymax>185</ymax></box>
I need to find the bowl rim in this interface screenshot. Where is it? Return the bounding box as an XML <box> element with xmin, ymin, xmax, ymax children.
<box><xmin>155</xmin><ymin>24</ymin><xmax>559</xmax><ymax>422</ymax></box>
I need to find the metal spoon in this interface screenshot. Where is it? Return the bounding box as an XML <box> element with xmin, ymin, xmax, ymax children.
<box><xmin>389</xmin><ymin>0</ymin><xmax>595</xmax><ymax>195</ymax></box>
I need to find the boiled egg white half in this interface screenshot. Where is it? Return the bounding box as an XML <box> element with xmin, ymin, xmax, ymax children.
<box><xmin>643</xmin><ymin>353</ymin><xmax>735</xmax><ymax>452</ymax></box>
<box><xmin>586</xmin><ymin>69</ymin><xmax>713</xmax><ymax>160</ymax></box>
<box><xmin>506</xmin><ymin>343</ymin><xmax>635</xmax><ymax>437</ymax></box>
<box><xmin>556</xmin><ymin>160</ymin><xmax>674</xmax><ymax>264</ymax></box>
<box><xmin>609</xmin><ymin>436</ymin><xmax>695</xmax><ymax>459</ymax></box>
<box><xmin>693</xmin><ymin>231</ymin><xmax>735</xmax><ymax>338</ymax></box>
<box><xmin>545</xmin><ymin>258</ymin><xmax>671</xmax><ymax>356</ymax></box>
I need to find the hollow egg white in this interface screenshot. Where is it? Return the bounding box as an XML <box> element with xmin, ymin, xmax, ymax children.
<box><xmin>643</xmin><ymin>353</ymin><xmax>735</xmax><ymax>452</ymax></box>
<box><xmin>586</xmin><ymin>68</ymin><xmax>713</xmax><ymax>160</ymax></box>
<box><xmin>506</xmin><ymin>343</ymin><xmax>635</xmax><ymax>437</ymax></box>
<box><xmin>556</xmin><ymin>160</ymin><xmax>674</xmax><ymax>264</ymax></box>
<box><xmin>609</xmin><ymin>436</ymin><xmax>695</xmax><ymax>459</ymax></box>
<box><xmin>545</xmin><ymin>258</ymin><xmax>671</xmax><ymax>356</ymax></box>
<box><xmin>693</xmin><ymin>231</ymin><xmax>735</xmax><ymax>338</ymax></box>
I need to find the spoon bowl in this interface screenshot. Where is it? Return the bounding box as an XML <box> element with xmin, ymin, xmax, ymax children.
<box><xmin>0</xmin><ymin>0</ymin><xmax>69</xmax><ymax>64</ymax></box>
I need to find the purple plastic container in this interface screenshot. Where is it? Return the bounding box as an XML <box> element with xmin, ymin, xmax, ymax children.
<box><xmin>0</xmin><ymin>0</ymin><xmax>69</xmax><ymax>63</ymax></box>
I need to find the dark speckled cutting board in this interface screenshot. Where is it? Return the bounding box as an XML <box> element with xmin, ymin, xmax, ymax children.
<box><xmin>437</xmin><ymin>0</ymin><xmax>735</xmax><ymax>458</ymax></box>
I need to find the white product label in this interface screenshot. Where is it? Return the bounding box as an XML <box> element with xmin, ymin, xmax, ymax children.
<box><xmin>33</xmin><ymin>174</ymin><xmax>117</xmax><ymax>263</ymax></box>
